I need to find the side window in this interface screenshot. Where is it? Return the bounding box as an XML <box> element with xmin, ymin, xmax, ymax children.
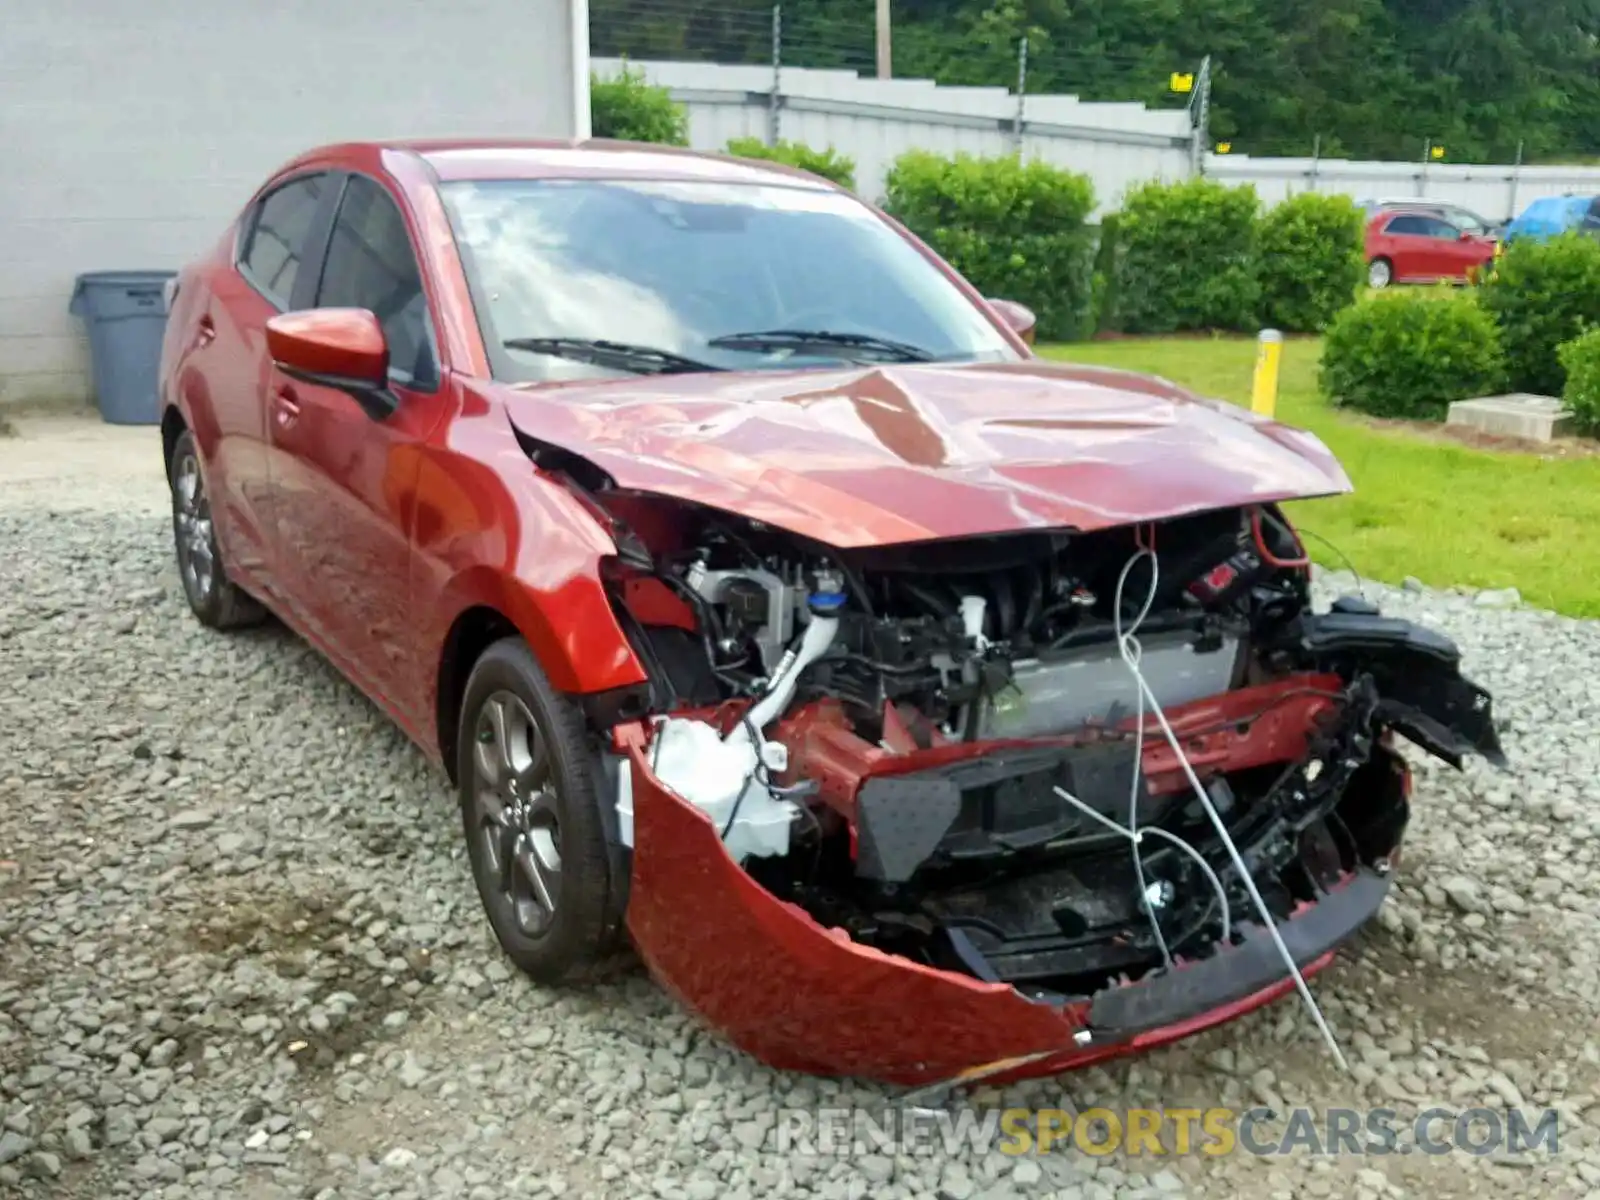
<box><xmin>240</xmin><ymin>175</ymin><xmax>327</xmax><ymax>307</ymax></box>
<box><xmin>1422</xmin><ymin>217</ymin><xmax>1461</xmax><ymax>240</ymax></box>
<box><xmin>1384</xmin><ymin>215</ymin><xmax>1428</xmax><ymax>236</ymax></box>
<box><xmin>316</xmin><ymin>175</ymin><xmax>437</xmax><ymax>388</ymax></box>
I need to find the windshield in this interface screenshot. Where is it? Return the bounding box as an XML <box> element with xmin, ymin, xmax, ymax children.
<box><xmin>1444</xmin><ymin>208</ymin><xmax>1492</xmax><ymax>234</ymax></box>
<box><xmin>438</xmin><ymin>178</ymin><xmax>1019</xmax><ymax>381</ymax></box>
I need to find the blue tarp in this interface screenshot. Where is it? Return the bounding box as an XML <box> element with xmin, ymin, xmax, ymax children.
<box><xmin>1505</xmin><ymin>195</ymin><xmax>1600</xmax><ymax>243</ymax></box>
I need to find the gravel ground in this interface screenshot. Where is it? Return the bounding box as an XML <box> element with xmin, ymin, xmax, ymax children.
<box><xmin>3</xmin><ymin>414</ymin><xmax>1600</xmax><ymax>1200</ymax></box>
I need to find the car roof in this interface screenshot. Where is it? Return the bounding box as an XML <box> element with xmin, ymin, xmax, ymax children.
<box><xmin>378</xmin><ymin>137</ymin><xmax>836</xmax><ymax>188</ymax></box>
<box><xmin>1367</xmin><ymin>195</ymin><xmax>1468</xmax><ymax>206</ymax></box>
<box><xmin>1366</xmin><ymin>198</ymin><xmax>1475</xmax><ymax>214</ymax></box>
<box><xmin>1373</xmin><ymin>208</ymin><xmax>1446</xmax><ymax>223</ymax></box>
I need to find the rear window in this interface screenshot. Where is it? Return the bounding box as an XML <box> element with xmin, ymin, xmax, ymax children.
<box><xmin>1383</xmin><ymin>215</ymin><xmax>1431</xmax><ymax>236</ymax></box>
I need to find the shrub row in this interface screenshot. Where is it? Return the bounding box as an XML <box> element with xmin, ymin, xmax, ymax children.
<box><xmin>883</xmin><ymin>151</ymin><xmax>1097</xmax><ymax>342</ymax></box>
<box><xmin>1103</xmin><ymin>183</ymin><xmax>1364</xmax><ymax>335</ymax></box>
<box><xmin>1559</xmin><ymin>329</ymin><xmax>1600</xmax><ymax>435</ymax></box>
<box><xmin>1318</xmin><ymin>291</ymin><xmax>1505</xmax><ymax>420</ymax></box>
<box><xmin>589</xmin><ymin>66</ymin><xmax>689</xmax><ymax>146</ymax></box>
<box><xmin>1318</xmin><ymin>235</ymin><xmax>1600</xmax><ymax>422</ymax></box>
<box><xmin>1477</xmin><ymin>234</ymin><xmax>1600</xmax><ymax>396</ymax></box>
<box><xmin>724</xmin><ymin>137</ymin><xmax>857</xmax><ymax>188</ymax></box>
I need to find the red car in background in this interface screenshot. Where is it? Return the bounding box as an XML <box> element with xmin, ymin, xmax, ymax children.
<box><xmin>156</xmin><ymin>139</ymin><xmax>1503</xmax><ymax>1089</ymax></box>
<box><xmin>1365</xmin><ymin>209</ymin><xmax>1498</xmax><ymax>288</ymax></box>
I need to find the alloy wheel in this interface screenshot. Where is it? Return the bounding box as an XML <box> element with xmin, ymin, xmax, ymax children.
<box><xmin>471</xmin><ymin>691</ymin><xmax>563</xmax><ymax>936</ymax></box>
<box><xmin>173</xmin><ymin>452</ymin><xmax>216</xmax><ymax>604</ymax></box>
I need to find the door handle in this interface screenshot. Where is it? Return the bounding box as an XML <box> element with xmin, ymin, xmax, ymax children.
<box><xmin>195</xmin><ymin>315</ymin><xmax>216</xmax><ymax>349</ymax></box>
<box><xmin>273</xmin><ymin>386</ymin><xmax>301</xmax><ymax>427</ymax></box>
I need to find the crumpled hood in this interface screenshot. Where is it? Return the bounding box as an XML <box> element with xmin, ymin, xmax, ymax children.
<box><xmin>493</xmin><ymin>359</ymin><xmax>1351</xmax><ymax>547</ymax></box>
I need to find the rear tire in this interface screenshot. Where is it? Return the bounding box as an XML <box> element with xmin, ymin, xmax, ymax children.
<box><xmin>456</xmin><ymin>637</ymin><xmax>619</xmax><ymax>983</ymax></box>
<box><xmin>1367</xmin><ymin>257</ymin><xmax>1394</xmax><ymax>289</ymax></box>
<box><xmin>168</xmin><ymin>430</ymin><xmax>265</xmax><ymax>630</ymax></box>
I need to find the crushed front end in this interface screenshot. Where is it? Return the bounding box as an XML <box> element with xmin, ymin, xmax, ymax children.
<box><xmin>586</xmin><ymin>493</ymin><xmax>1503</xmax><ymax>1085</ymax></box>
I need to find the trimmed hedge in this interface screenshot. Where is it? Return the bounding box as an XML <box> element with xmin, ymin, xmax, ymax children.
<box><xmin>1320</xmin><ymin>290</ymin><xmax>1505</xmax><ymax>420</ymax></box>
<box><xmin>1257</xmin><ymin>193</ymin><xmax>1365</xmax><ymax>333</ymax></box>
<box><xmin>1114</xmin><ymin>179</ymin><xmax>1262</xmax><ymax>334</ymax></box>
<box><xmin>1090</xmin><ymin>213</ymin><xmax>1123</xmax><ymax>334</ymax></box>
<box><xmin>883</xmin><ymin>151</ymin><xmax>1096</xmax><ymax>342</ymax></box>
<box><xmin>1559</xmin><ymin>329</ymin><xmax>1600</xmax><ymax>435</ymax></box>
<box><xmin>725</xmin><ymin>137</ymin><xmax>856</xmax><ymax>189</ymax></box>
<box><xmin>590</xmin><ymin>65</ymin><xmax>688</xmax><ymax>145</ymax></box>
<box><xmin>1476</xmin><ymin>233</ymin><xmax>1600</xmax><ymax>396</ymax></box>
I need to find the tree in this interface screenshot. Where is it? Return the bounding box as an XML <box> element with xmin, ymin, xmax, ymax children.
<box><xmin>589</xmin><ymin>0</ymin><xmax>1600</xmax><ymax>163</ymax></box>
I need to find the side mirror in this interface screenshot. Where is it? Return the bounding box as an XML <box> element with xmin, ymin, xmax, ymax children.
<box><xmin>265</xmin><ymin>308</ymin><xmax>397</xmax><ymax>419</ymax></box>
<box><xmin>987</xmin><ymin>298</ymin><xmax>1037</xmax><ymax>346</ymax></box>
<box><xmin>1458</xmin><ymin>230</ymin><xmax>1473</xmax><ymax>242</ymax></box>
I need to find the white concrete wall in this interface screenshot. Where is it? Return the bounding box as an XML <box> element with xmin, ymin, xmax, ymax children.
<box><xmin>0</xmin><ymin>0</ymin><xmax>589</xmax><ymax>408</ymax></box>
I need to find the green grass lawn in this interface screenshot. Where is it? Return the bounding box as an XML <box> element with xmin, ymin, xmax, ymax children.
<box><xmin>1038</xmin><ymin>335</ymin><xmax>1600</xmax><ymax>617</ymax></box>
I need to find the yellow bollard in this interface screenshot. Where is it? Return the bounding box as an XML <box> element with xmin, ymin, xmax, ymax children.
<box><xmin>1251</xmin><ymin>328</ymin><xmax>1283</xmax><ymax>418</ymax></box>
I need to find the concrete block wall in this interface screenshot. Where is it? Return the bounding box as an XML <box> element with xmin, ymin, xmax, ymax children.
<box><xmin>0</xmin><ymin>0</ymin><xmax>586</xmax><ymax>409</ymax></box>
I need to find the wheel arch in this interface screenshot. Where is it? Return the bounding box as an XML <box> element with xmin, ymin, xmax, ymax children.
<box><xmin>161</xmin><ymin>404</ymin><xmax>189</xmax><ymax>480</ymax></box>
<box><xmin>435</xmin><ymin>603</ymin><xmax>520</xmax><ymax>785</ymax></box>
<box><xmin>431</xmin><ymin>570</ymin><xmax>650</xmax><ymax>785</ymax></box>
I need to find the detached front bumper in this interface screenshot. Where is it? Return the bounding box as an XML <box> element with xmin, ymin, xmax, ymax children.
<box><xmin>621</xmin><ymin>743</ymin><xmax>1393</xmax><ymax>1087</ymax></box>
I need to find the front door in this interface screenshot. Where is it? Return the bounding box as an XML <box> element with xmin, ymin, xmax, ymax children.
<box><xmin>1417</xmin><ymin>216</ymin><xmax>1481</xmax><ymax>282</ymax></box>
<box><xmin>264</xmin><ymin>171</ymin><xmax>447</xmax><ymax>733</ymax></box>
<box><xmin>204</xmin><ymin>171</ymin><xmax>333</xmax><ymax>594</ymax></box>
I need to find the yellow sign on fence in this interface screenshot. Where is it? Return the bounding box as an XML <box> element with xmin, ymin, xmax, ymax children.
<box><xmin>1170</xmin><ymin>72</ymin><xmax>1194</xmax><ymax>93</ymax></box>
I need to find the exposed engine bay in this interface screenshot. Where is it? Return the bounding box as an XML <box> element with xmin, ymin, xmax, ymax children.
<box><xmin>574</xmin><ymin>467</ymin><xmax>1505</xmax><ymax>1010</ymax></box>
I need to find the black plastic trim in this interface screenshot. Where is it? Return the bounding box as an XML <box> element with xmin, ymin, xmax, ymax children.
<box><xmin>1086</xmin><ymin>866</ymin><xmax>1391</xmax><ymax>1038</ymax></box>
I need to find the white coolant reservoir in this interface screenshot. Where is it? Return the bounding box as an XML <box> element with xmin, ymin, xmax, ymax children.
<box><xmin>648</xmin><ymin>718</ymin><xmax>796</xmax><ymax>862</ymax></box>
<box><xmin>732</xmin><ymin>573</ymin><xmax>846</xmax><ymax>737</ymax></box>
<box><xmin>960</xmin><ymin>594</ymin><xmax>989</xmax><ymax>650</ymax></box>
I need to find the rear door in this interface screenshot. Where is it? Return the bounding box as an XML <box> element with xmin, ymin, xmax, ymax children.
<box><xmin>263</xmin><ymin>171</ymin><xmax>447</xmax><ymax>729</ymax></box>
<box><xmin>203</xmin><ymin>172</ymin><xmax>337</xmax><ymax>597</ymax></box>
<box><xmin>1375</xmin><ymin>214</ymin><xmax>1433</xmax><ymax>281</ymax></box>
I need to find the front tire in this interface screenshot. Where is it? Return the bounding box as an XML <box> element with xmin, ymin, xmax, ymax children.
<box><xmin>168</xmin><ymin>430</ymin><xmax>264</xmax><ymax>629</ymax></box>
<box><xmin>456</xmin><ymin>637</ymin><xmax>618</xmax><ymax>983</ymax></box>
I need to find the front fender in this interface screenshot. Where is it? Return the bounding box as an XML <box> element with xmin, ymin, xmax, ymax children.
<box><xmin>410</xmin><ymin>421</ymin><xmax>649</xmax><ymax>728</ymax></box>
<box><xmin>430</xmin><ymin>562</ymin><xmax>646</xmax><ymax>697</ymax></box>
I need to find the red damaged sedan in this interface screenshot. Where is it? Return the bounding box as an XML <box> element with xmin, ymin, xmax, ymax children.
<box><xmin>158</xmin><ymin>139</ymin><xmax>1502</xmax><ymax>1088</ymax></box>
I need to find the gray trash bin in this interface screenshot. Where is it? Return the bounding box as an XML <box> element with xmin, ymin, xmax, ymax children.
<box><xmin>68</xmin><ymin>270</ymin><xmax>178</xmax><ymax>425</ymax></box>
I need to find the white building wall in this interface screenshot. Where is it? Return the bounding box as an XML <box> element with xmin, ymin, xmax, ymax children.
<box><xmin>0</xmin><ymin>0</ymin><xmax>589</xmax><ymax>407</ymax></box>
